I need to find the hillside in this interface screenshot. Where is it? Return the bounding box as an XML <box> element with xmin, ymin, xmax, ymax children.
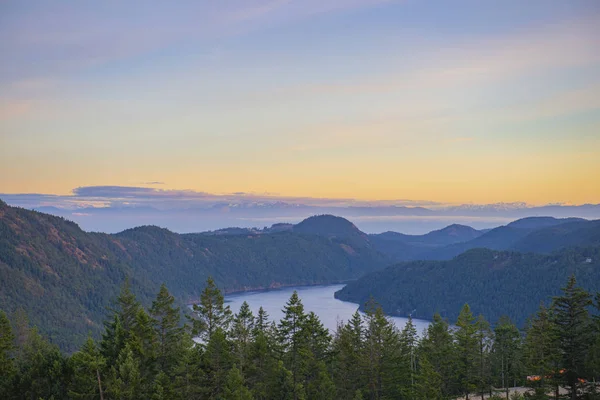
<box><xmin>293</xmin><ymin>214</ymin><xmax>371</xmax><ymax>249</ymax></box>
<box><xmin>369</xmin><ymin>224</ymin><xmax>482</xmax><ymax>261</ymax></box>
<box><xmin>335</xmin><ymin>246</ymin><xmax>600</xmax><ymax>327</ymax></box>
<box><xmin>422</xmin><ymin>217</ymin><xmax>599</xmax><ymax>260</ymax></box>
<box><xmin>0</xmin><ymin>203</ymin><xmax>387</xmax><ymax>351</ymax></box>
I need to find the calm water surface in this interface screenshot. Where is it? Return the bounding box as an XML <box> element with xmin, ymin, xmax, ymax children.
<box><xmin>224</xmin><ymin>284</ymin><xmax>430</xmax><ymax>334</ymax></box>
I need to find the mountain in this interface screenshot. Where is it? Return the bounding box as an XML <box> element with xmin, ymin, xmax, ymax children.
<box><xmin>369</xmin><ymin>224</ymin><xmax>483</xmax><ymax>261</ymax></box>
<box><xmin>0</xmin><ymin>203</ymin><xmax>387</xmax><ymax>351</ymax></box>
<box><xmin>422</xmin><ymin>217</ymin><xmax>598</xmax><ymax>260</ymax></box>
<box><xmin>505</xmin><ymin>216</ymin><xmax>586</xmax><ymax>229</ymax></box>
<box><xmin>335</xmin><ymin>246</ymin><xmax>600</xmax><ymax>327</ymax></box>
<box><xmin>512</xmin><ymin>219</ymin><xmax>600</xmax><ymax>253</ymax></box>
<box><xmin>292</xmin><ymin>214</ymin><xmax>372</xmax><ymax>249</ymax></box>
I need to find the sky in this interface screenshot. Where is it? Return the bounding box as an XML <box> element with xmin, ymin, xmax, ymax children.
<box><xmin>1</xmin><ymin>0</ymin><xmax>600</xmax><ymax>213</ymax></box>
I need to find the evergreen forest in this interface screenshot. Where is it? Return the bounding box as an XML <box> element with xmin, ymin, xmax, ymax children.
<box><xmin>1</xmin><ymin>275</ymin><xmax>599</xmax><ymax>400</ymax></box>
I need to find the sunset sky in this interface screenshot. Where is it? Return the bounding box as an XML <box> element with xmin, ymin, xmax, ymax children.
<box><xmin>1</xmin><ymin>0</ymin><xmax>599</xmax><ymax>206</ymax></box>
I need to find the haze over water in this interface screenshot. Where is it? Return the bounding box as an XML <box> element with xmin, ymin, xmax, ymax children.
<box><xmin>224</xmin><ymin>284</ymin><xmax>430</xmax><ymax>334</ymax></box>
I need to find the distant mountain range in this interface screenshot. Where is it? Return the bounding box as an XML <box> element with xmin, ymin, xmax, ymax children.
<box><xmin>3</xmin><ymin>189</ymin><xmax>600</xmax><ymax>234</ymax></box>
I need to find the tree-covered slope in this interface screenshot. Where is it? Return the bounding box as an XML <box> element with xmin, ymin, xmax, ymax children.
<box><xmin>369</xmin><ymin>224</ymin><xmax>483</xmax><ymax>261</ymax></box>
<box><xmin>422</xmin><ymin>217</ymin><xmax>599</xmax><ymax>260</ymax></box>
<box><xmin>335</xmin><ymin>246</ymin><xmax>600</xmax><ymax>327</ymax></box>
<box><xmin>0</xmin><ymin>202</ymin><xmax>387</xmax><ymax>351</ymax></box>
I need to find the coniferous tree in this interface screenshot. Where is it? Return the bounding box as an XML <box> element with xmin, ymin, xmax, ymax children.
<box><xmin>151</xmin><ymin>371</ymin><xmax>175</xmax><ymax>400</ymax></box>
<box><xmin>363</xmin><ymin>299</ymin><xmax>400</xmax><ymax>400</ymax></box>
<box><xmin>121</xmin><ymin>307</ymin><xmax>158</xmax><ymax>395</ymax></box>
<box><xmin>475</xmin><ymin>314</ymin><xmax>493</xmax><ymax>399</ymax></box>
<box><xmin>302</xmin><ymin>312</ymin><xmax>333</xmax><ymax>400</ymax></box>
<box><xmin>150</xmin><ymin>283</ymin><xmax>184</xmax><ymax>376</ymax></box>
<box><xmin>13</xmin><ymin>327</ymin><xmax>70</xmax><ymax>400</ymax></box>
<box><xmin>68</xmin><ymin>336</ymin><xmax>106</xmax><ymax>400</ymax></box>
<box><xmin>248</xmin><ymin>308</ymin><xmax>278</xmax><ymax>400</ymax></box>
<box><xmin>418</xmin><ymin>312</ymin><xmax>457</xmax><ymax>397</ymax></box>
<box><xmin>271</xmin><ymin>360</ymin><xmax>303</xmax><ymax>400</ymax></box>
<box><xmin>399</xmin><ymin>316</ymin><xmax>418</xmax><ymax>399</ymax></box>
<box><xmin>587</xmin><ymin>293</ymin><xmax>600</xmax><ymax>388</ymax></box>
<box><xmin>523</xmin><ymin>304</ymin><xmax>561</xmax><ymax>400</ymax></box>
<box><xmin>173</xmin><ymin>335</ymin><xmax>205</xmax><ymax>400</ymax></box>
<box><xmin>0</xmin><ymin>310</ymin><xmax>16</xmax><ymax>396</ymax></box>
<box><xmin>278</xmin><ymin>291</ymin><xmax>308</xmax><ymax>400</ymax></box>
<box><xmin>223</xmin><ymin>364</ymin><xmax>254</xmax><ymax>400</ymax></box>
<box><xmin>455</xmin><ymin>304</ymin><xmax>478</xmax><ymax>400</ymax></box>
<box><xmin>101</xmin><ymin>278</ymin><xmax>141</xmax><ymax>365</ymax></box>
<box><xmin>551</xmin><ymin>275</ymin><xmax>593</xmax><ymax>400</ymax></box>
<box><xmin>203</xmin><ymin>327</ymin><xmax>234</xmax><ymax>398</ymax></box>
<box><xmin>192</xmin><ymin>277</ymin><xmax>233</xmax><ymax>342</ymax></box>
<box><xmin>493</xmin><ymin>316</ymin><xmax>522</xmax><ymax>400</ymax></box>
<box><xmin>107</xmin><ymin>344</ymin><xmax>143</xmax><ymax>400</ymax></box>
<box><xmin>332</xmin><ymin>311</ymin><xmax>365</xmax><ymax>398</ymax></box>
<box><xmin>415</xmin><ymin>356</ymin><xmax>443</xmax><ymax>400</ymax></box>
<box><xmin>231</xmin><ymin>301</ymin><xmax>255</xmax><ymax>376</ymax></box>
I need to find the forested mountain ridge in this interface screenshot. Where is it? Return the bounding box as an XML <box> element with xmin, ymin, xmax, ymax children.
<box><xmin>398</xmin><ymin>217</ymin><xmax>599</xmax><ymax>261</ymax></box>
<box><xmin>335</xmin><ymin>245</ymin><xmax>600</xmax><ymax>327</ymax></box>
<box><xmin>0</xmin><ymin>203</ymin><xmax>387</xmax><ymax>351</ymax></box>
<box><xmin>369</xmin><ymin>224</ymin><xmax>484</xmax><ymax>261</ymax></box>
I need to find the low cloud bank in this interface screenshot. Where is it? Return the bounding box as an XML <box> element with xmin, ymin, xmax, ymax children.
<box><xmin>2</xmin><ymin>186</ymin><xmax>599</xmax><ymax>234</ymax></box>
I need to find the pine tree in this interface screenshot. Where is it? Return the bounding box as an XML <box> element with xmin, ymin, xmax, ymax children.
<box><xmin>248</xmin><ymin>310</ymin><xmax>278</xmax><ymax>400</ymax></box>
<box><xmin>255</xmin><ymin>307</ymin><xmax>270</xmax><ymax>333</ymax></box>
<box><xmin>224</xmin><ymin>364</ymin><xmax>254</xmax><ymax>400</ymax></box>
<box><xmin>415</xmin><ymin>356</ymin><xmax>443</xmax><ymax>400</ymax></box>
<box><xmin>13</xmin><ymin>327</ymin><xmax>70</xmax><ymax>400</ymax></box>
<box><xmin>363</xmin><ymin>299</ymin><xmax>400</xmax><ymax>400</ymax></box>
<box><xmin>305</xmin><ymin>360</ymin><xmax>336</xmax><ymax>400</ymax></box>
<box><xmin>101</xmin><ymin>278</ymin><xmax>142</xmax><ymax>365</ymax></box>
<box><xmin>278</xmin><ymin>291</ymin><xmax>308</xmax><ymax>400</ymax></box>
<box><xmin>332</xmin><ymin>311</ymin><xmax>366</xmax><ymax>398</ymax></box>
<box><xmin>107</xmin><ymin>344</ymin><xmax>143</xmax><ymax>400</ymax></box>
<box><xmin>271</xmin><ymin>360</ymin><xmax>304</xmax><ymax>400</ymax></box>
<box><xmin>455</xmin><ymin>304</ymin><xmax>478</xmax><ymax>400</ymax></box>
<box><xmin>551</xmin><ymin>275</ymin><xmax>593</xmax><ymax>400</ymax></box>
<box><xmin>524</xmin><ymin>303</ymin><xmax>561</xmax><ymax>400</ymax></box>
<box><xmin>150</xmin><ymin>283</ymin><xmax>184</xmax><ymax>376</ymax></box>
<box><xmin>128</xmin><ymin>307</ymin><xmax>158</xmax><ymax>392</ymax></box>
<box><xmin>68</xmin><ymin>336</ymin><xmax>106</xmax><ymax>400</ymax></box>
<box><xmin>151</xmin><ymin>371</ymin><xmax>176</xmax><ymax>400</ymax></box>
<box><xmin>192</xmin><ymin>277</ymin><xmax>233</xmax><ymax>342</ymax></box>
<box><xmin>588</xmin><ymin>293</ymin><xmax>600</xmax><ymax>387</ymax></box>
<box><xmin>302</xmin><ymin>312</ymin><xmax>333</xmax><ymax>400</ymax></box>
<box><xmin>203</xmin><ymin>327</ymin><xmax>234</xmax><ymax>398</ymax></box>
<box><xmin>0</xmin><ymin>310</ymin><xmax>15</xmax><ymax>396</ymax></box>
<box><xmin>475</xmin><ymin>314</ymin><xmax>493</xmax><ymax>400</ymax></box>
<box><xmin>173</xmin><ymin>334</ymin><xmax>205</xmax><ymax>400</ymax></box>
<box><xmin>399</xmin><ymin>316</ymin><xmax>418</xmax><ymax>399</ymax></box>
<box><xmin>116</xmin><ymin>277</ymin><xmax>143</xmax><ymax>333</ymax></box>
<box><xmin>231</xmin><ymin>301</ymin><xmax>255</xmax><ymax>375</ymax></box>
<box><xmin>493</xmin><ymin>316</ymin><xmax>522</xmax><ymax>400</ymax></box>
<box><xmin>418</xmin><ymin>312</ymin><xmax>457</xmax><ymax>397</ymax></box>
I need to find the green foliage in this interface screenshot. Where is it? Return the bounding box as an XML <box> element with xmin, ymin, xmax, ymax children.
<box><xmin>336</xmin><ymin>246</ymin><xmax>600</xmax><ymax>327</ymax></box>
<box><xmin>191</xmin><ymin>277</ymin><xmax>233</xmax><ymax>342</ymax></box>
<box><xmin>2</xmin><ymin>274</ymin><xmax>600</xmax><ymax>400</ymax></box>
<box><xmin>0</xmin><ymin>310</ymin><xmax>15</xmax><ymax>395</ymax></box>
<box><xmin>455</xmin><ymin>304</ymin><xmax>478</xmax><ymax>398</ymax></box>
<box><xmin>552</xmin><ymin>274</ymin><xmax>593</xmax><ymax>399</ymax></box>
